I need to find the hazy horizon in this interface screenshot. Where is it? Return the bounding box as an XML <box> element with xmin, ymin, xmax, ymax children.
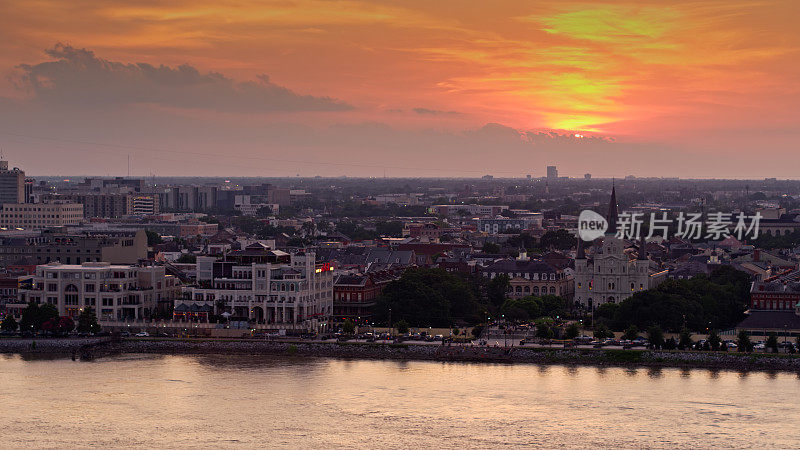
<box><xmin>2</xmin><ymin>1</ymin><xmax>799</xmax><ymax>178</ymax></box>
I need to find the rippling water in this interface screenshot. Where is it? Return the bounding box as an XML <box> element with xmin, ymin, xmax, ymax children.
<box><xmin>1</xmin><ymin>354</ymin><xmax>798</xmax><ymax>448</ymax></box>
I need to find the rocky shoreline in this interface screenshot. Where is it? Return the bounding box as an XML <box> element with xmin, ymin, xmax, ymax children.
<box><xmin>2</xmin><ymin>338</ymin><xmax>800</xmax><ymax>372</ymax></box>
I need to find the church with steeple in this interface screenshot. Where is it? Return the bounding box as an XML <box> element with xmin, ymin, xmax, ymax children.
<box><xmin>573</xmin><ymin>186</ymin><xmax>667</xmax><ymax>310</ymax></box>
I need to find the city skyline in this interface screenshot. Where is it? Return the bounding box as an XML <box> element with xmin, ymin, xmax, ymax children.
<box><xmin>1</xmin><ymin>1</ymin><xmax>799</xmax><ymax>178</ymax></box>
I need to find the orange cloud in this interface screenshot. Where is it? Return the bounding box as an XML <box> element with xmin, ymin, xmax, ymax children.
<box><xmin>0</xmin><ymin>0</ymin><xmax>799</xmax><ymax>176</ymax></box>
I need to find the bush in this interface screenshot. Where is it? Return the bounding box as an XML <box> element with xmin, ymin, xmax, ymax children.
<box><xmin>565</xmin><ymin>323</ymin><xmax>580</xmax><ymax>339</ymax></box>
<box><xmin>708</xmin><ymin>329</ymin><xmax>721</xmax><ymax>351</ymax></box>
<box><xmin>678</xmin><ymin>327</ymin><xmax>693</xmax><ymax>350</ymax></box>
<box><xmin>535</xmin><ymin>323</ymin><xmax>554</xmax><ymax>339</ymax></box>
<box><xmin>623</xmin><ymin>325</ymin><xmax>639</xmax><ymax>340</ymax></box>
<box><xmin>593</xmin><ymin>324</ymin><xmax>611</xmax><ymax>340</ymax></box>
<box><xmin>1</xmin><ymin>315</ymin><xmax>18</xmax><ymax>332</ymax></box>
<box><xmin>647</xmin><ymin>325</ymin><xmax>664</xmax><ymax>349</ymax></box>
<box><xmin>737</xmin><ymin>330</ymin><xmax>752</xmax><ymax>352</ymax></box>
<box><xmin>395</xmin><ymin>319</ymin><xmax>410</xmax><ymax>335</ymax></box>
<box><xmin>766</xmin><ymin>332</ymin><xmax>779</xmax><ymax>353</ymax></box>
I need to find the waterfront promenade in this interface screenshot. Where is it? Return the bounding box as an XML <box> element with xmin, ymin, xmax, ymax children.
<box><xmin>2</xmin><ymin>337</ymin><xmax>800</xmax><ymax>372</ymax></box>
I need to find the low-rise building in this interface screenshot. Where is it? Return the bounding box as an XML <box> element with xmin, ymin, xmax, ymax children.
<box><xmin>0</xmin><ymin>229</ymin><xmax>147</xmax><ymax>265</ymax></box>
<box><xmin>176</xmin><ymin>244</ymin><xmax>334</xmax><ymax>330</ymax></box>
<box><xmin>13</xmin><ymin>262</ymin><xmax>180</xmax><ymax>322</ymax></box>
<box><xmin>481</xmin><ymin>258</ymin><xmax>575</xmax><ymax>300</ymax></box>
<box><xmin>478</xmin><ymin>215</ymin><xmax>542</xmax><ymax>234</ymax></box>
<box><xmin>333</xmin><ymin>270</ymin><xmax>399</xmax><ymax>320</ymax></box>
<box><xmin>428</xmin><ymin>204</ymin><xmax>509</xmax><ymax>217</ymax></box>
<box><xmin>0</xmin><ymin>202</ymin><xmax>83</xmax><ymax>229</ymax></box>
<box><xmin>750</xmin><ymin>281</ymin><xmax>800</xmax><ymax>311</ymax></box>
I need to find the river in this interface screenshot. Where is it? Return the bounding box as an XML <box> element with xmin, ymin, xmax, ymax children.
<box><xmin>1</xmin><ymin>353</ymin><xmax>798</xmax><ymax>448</ymax></box>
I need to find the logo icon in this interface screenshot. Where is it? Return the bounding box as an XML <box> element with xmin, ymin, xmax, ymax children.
<box><xmin>578</xmin><ymin>210</ymin><xmax>608</xmax><ymax>241</ymax></box>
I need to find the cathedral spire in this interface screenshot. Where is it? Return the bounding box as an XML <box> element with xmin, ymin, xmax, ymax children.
<box><xmin>638</xmin><ymin>234</ymin><xmax>647</xmax><ymax>260</ymax></box>
<box><xmin>606</xmin><ymin>183</ymin><xmax>619</xmax><ymax>236</ymax></box>
<box><xmin>576</xmin><ymin>235</ymin><xmax>585</xmax><ymax>259</ymax></box>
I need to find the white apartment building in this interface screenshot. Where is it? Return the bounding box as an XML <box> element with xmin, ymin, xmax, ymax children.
<box><xmin>176</xmin><ymin>244</ymin><xmax>333</xmax><ymax>330</ymax></box>
<box><xmin>233</xmin><ymin>194</ymin><xmax>279</xmax><ymax>216</ymax></box>
<box><xmin>14</xmin><ymin>262</ymin><xmax>180</xmax><ymax>322</ymax></box>
<box><xmin>428</xmin><ymin>204</ymin><xmax>509</xmax><ymax>217</ymax></box>
<box><xmin>0</xmin><ymin>202</ymin><xmax>84</xmax><ymax>229</ymax></box>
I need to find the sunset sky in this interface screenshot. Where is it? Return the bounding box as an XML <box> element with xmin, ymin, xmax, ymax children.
<box><xmin>1</xmin><ymin>0</ymin><xmax>798</xmax><ymax>178</ymax></box>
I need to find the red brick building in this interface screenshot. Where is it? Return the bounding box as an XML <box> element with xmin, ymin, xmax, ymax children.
<box><xmin>750</xmin><ymin>281</ymin><xmax>800</xmax><ymax>311</ymax></box>
<box><xmin>333</xmin><ymin>271</ymin><xmax>399</xmax><ymax>321</ymax></box>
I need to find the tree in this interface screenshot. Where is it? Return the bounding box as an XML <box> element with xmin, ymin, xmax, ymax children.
<box><xmin>678</xmin><ymin>327</ymin><xmax>693</xmax><ymax>350</ymax></box>
<box><xmin>503</xmin><ymin>306</ymin><xmax>530</xmax><ymax>323</ymax></box>
<box><xmin>538</xmin><ymin>295</ymin><xmax>568</xmax><ymax>318</ymax></box>
<box><xmin>535</xmin><ymin>318</ymin><xmax>555</xmax><ymax>339</ymax></box>
<box><xmin>663</xmin><ymin>337</ymin><xmax>677</xmax><ymax>350</ymax></box>
<box><xmin>20</xmin><ymin>301</ymin><xmax>59</xmax><ymax>331</ymax></box>
<box><xmin>77</xmin><ymin>307</ymin><xmax>101</xmax><ymax>334</ymax></box>
<box><xmin>375</xmin><ymin>221</ymin><xmax>404</xmax><ymax>237</ymax></box>
<box><xmin>737</xmin><ymin>330</ymin><xmax>752</xmax><ymax>353</ymax></box>
<box><xmin>708</xmin><ymin>329</ymin><xmax>721</xmax><ymax>351</ymax></box>
<box><xmin>482</xmin><ymin>242</ymin><xmax>501</xmax><ymax>254</ymax></box>
<box><xmin>301</xmin><ymin>221</ymin><xmax>316</xmax><ymax>237</ymax></box>
<box><xmin>342</xmin><ymin>318</ymin><xmax>355</xmax><ymax>334</ymax></box>
<box><xmin>256</xmin><ymin>206</ymin><xmax>274</xmax><ymax>217</ymax></box>
<box><xmin>374</xmin><ymin>268</ymin><xmax>482</xmax><ymax>327</ymax></box>
<box><xmin>565</xmin><ymin>322</ymin><xmax>580</xmax><ymax>339</ymax></box>
<box><xmin>647</xmin><ymin>325</ymin><xmax>664</xmax><ymax>349</ymax></box>
<box><xmin>145</xmin><ymin>230</ymin><xmax>163</xmax><ymax>246</ymax></box>
<box><xmin>42</xmin><ymin>316</ymin><xmax>74</xmax><ymax>335</ymax></box>
<box><xmin>502</xmin><ymin>297</ymin><xmax>540</xmax><ymax>320</ymax></box>
<box><xmin>471</xmin><ymin>325</ymin><xmax>484</xmax><ymax>338</ymax></box>
<box><xmin>593</xmin><ymin>323</ymin><xmax>611</xmax><ymax>339</ymax></box>
<box><xmin>452</xmin><ymin>328</ymin><xmax>460</xmax><ymax>336</ymax></box>
<box><xmin>538</xmin><ymin>229</ymin><xmax>574</xmax><ymax>251</ymax></box>
<box><xmin>395</xmin><ymin>319</ymin><xmax>410</xmax><ymax>335</ymax></box>
<box><xmin>766</xmin><ymin>332</ymin><xmax>779</xmax><ymax>353</ymax></box>
<box><xmin>624</xmin><ymin>325</ymin><xmax>639</xmax><ymax>340</ymax></box>
<box><xmin>1</xmin><ymin>315</ymin><xmax>18</xmax><ymax>332</ymax></box>
<box><xmin>487</xmin><ymin>274</ymin><xmax>510</xmax><ymax>308</ymax></box>
<box><xmin>600</xmin><ymin>266</ymin><xmax>751</xmax><ymax>332</ymax></box>
<box><xmin>176</xmin><ymin>253</ymin><xmax>197</xmax><ymax>264</ymax></box>
<box><xmin>19</xmin><ymin>301</ymin><xmax>40</xmax><ymax>331</ymax></box>
<box><xmin>535</xmin><ymin>323</ymin><xmax>551</xmax><ymax>338</ymax></box>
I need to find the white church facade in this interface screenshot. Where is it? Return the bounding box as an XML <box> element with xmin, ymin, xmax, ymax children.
<box><xmin>574</xmin><ymin>187</ymin><xmax>667</xmax><ymax>309</ymax></box>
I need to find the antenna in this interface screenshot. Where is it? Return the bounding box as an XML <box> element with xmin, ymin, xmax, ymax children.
<box><xmin>127</xmin><ymin>154</ymin><xmax>131</xmax><ymax>177</ymax></box>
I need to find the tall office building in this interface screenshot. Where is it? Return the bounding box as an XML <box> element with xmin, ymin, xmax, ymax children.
<box><xmin>0</xmin><ymin>160</ymin><xmax>26</xmax><ymax>206</ymax></box>
<box><xmin>546</xmin><ymin>165</ymin><xmax>558</xmax><ymax>179</ymax></box>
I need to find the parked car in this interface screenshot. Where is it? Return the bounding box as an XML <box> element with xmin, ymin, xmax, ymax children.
<box><xmin>135</xmin><ymin>331</ymin><xmax>149</xmax><ymax>337</ymax></box>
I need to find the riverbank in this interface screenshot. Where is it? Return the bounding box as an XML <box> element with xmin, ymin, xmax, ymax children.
<box><xmin>2</xmin><ymin>338</ymin><xmax>800</xmax><ymax>372</ymax></box>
